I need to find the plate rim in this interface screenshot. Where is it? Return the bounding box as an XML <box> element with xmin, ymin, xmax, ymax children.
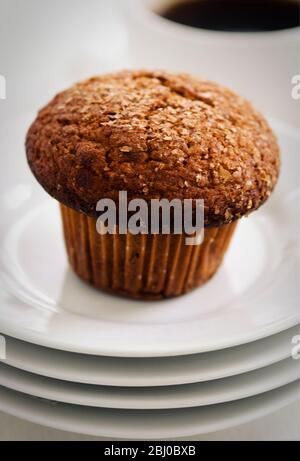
<box><xmin>0</xmin><ymin>357</ymin><xmax>298</xmax><ymax>409</ymax></box>
<box><xmin>0</xmin><ymin>381</ymin><xmax>298</xmax><ymax>439</ymax></box>
<box><xmin>1</xmin><ymin>326</ymin><xmax>298</xmax><ymax>387</ymax></box>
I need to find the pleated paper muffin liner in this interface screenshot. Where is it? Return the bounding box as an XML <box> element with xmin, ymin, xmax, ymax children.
<box><xmin>60</xmin><ymin>204</ymin><xmax>237</xmax><ymax>300</ymax></box>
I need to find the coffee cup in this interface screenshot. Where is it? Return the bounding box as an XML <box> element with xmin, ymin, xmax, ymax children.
<box><xmin>122</xmin><ymin>0</ymin><xmax>300</xmax><ymax>126</ymax></box>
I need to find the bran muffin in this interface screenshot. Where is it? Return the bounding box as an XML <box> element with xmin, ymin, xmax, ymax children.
<box><xmin>26</xmin><ymin>70</ymin><xmax>280</xmax><ymax>299</ymax></box>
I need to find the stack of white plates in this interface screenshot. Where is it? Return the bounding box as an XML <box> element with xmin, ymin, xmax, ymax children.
<box><xmin>0</xmin><ymin>116</ymin><xmax>299</xmax><ymax>439</ymax></box>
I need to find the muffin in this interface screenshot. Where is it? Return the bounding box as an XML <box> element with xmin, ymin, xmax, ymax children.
<box><xmin>26</xmin><ymin>70</ymin><xmax>280</xmax><ymax>299</ymax></box>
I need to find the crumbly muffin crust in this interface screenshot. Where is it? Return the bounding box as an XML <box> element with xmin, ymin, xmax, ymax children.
<box><xmin>26</xmin><ymin>70</ymin><xmax>280</xmax><ymax>226</ymax></box>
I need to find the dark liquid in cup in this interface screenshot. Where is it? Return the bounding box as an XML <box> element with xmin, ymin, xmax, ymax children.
<box><xmin>161</xmin><ymin>0</ymin><xmax>300</xmax><ymax>32</ymax></box>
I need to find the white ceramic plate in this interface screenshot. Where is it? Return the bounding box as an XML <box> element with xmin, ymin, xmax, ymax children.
<box><xmin>1</xmin><ymin>326</ymin><xmax>298</xmax><ymax>387</ymax></box>
<box><xmin>0</xmin><ymin>116</ymin><xmax>299</xmax><ymax>357</ymax></box>
<box><xmin>0</xmin><ymin>381</ymin><xmax>298</xmax><ymax>439</ymax></box>
<box><xmin>0</xmin><ymin>357</ymin><xmax>299</xmax><ymax>410</ymax></box>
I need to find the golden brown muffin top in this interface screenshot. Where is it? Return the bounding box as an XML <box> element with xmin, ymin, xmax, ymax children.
<box><xmin>26</xmin><ymin>70</ymin><xmax>280</xmax><ymax>226</ymax></box>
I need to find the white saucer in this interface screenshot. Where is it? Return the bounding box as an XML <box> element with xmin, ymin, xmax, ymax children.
<box><xmin>0</xmin><ymin>381</ymin><xmax>298</xmax><ymax>439</ymax></box>
<box><xmin>0</xmin><ymin>116</ymin><xmax>299</xmax><ymax>357</ymax></box>
<box><xmin>2</xmin><ymin>326</ymin><xmax>298</xmax><ymax>387</ymax></box>
<box><xmin>0</xmin><ymin>357</ymin><xmax>298</xmax><ymax>410</ymax></box>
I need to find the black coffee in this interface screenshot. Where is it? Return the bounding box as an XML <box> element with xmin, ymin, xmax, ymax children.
<box><xmin>161</xmin><ymin>0</ymin><xmax>300</xmax><ymax>32</ymax></box>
